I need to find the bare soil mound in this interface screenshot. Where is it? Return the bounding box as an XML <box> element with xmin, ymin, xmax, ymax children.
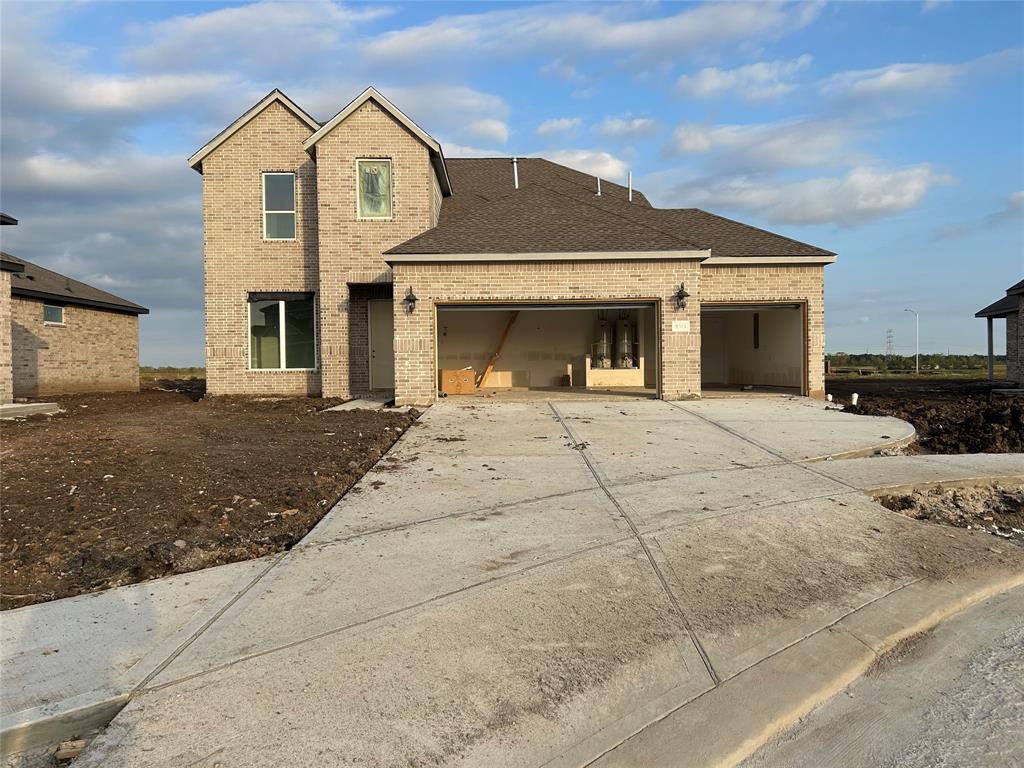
<box><xmin>879</xmin><ymin>484</ymin><xmax>1024</xmax><ymax>547</ymax></box>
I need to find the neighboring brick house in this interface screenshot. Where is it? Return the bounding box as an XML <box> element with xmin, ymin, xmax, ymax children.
<box><xmin>0</xmin><ymin>215</ymin><xmax>148</xmax><ymax>399</ymax></box>
<box><xmin>977</xmin><ymin>279</ymin><xmax>1024</xmax><ymax>384</ymax></box>
<box><xmin>190</xmin><ymin>88</ymin><xmax>836</xmax><ymax>406</ymax></box>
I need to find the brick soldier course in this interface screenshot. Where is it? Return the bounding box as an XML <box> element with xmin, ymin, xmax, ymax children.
<box><xmin>190</xmin><ymin>87</ymin><xmax>836</xmax><ymax>406</ymax></box>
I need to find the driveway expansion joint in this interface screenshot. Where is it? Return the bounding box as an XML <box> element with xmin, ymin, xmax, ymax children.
<box><xmin>548</xmin><ymin>401</ymin><xmax>722</xmax><ymax>686</ymax></box>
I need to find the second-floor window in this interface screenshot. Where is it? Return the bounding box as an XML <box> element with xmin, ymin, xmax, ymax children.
<box><xmin>44</xmin><ymin>304</ymin><xmax>65</xmax><ymax>324</ymax></box>
<box><xmin>263</xmin><ymin>172</ymin><xmax>296</xmax><ymax>240</ymax></box>
<box><xmin>357</xmin><ymin>159</ymin><xmax>392</xmax><ymax>219</ymax></box>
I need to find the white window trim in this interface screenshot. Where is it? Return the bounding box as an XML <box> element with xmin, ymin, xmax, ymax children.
<box><xmin>355</xmin><ymin>158</ymin><xmax>394</xmax><ymax>221</ymax></box>
<box><xmin>247</xmin><ymin>298</ymin><xmax>318</xmax><ymax>372</ymax></box>
<box><xmin>43</xmin><ymin>304</ymin><xmax>65</xmax><ymax>326</ymax></box>
<box><xmin>262</xmin><ymin>172</ymin><xmax>296</xmax><ymax>241</ymax></box>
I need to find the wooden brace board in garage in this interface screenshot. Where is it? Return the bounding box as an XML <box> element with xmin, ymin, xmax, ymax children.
<box><xmin>477</xmin><ymin>311</ymin><xmax>519</xmax><ymax>388</ymax></box>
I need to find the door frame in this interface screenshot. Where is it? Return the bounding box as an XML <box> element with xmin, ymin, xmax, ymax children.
<box><xmin>367</xmin><ymin>298</ymin><xmax>395</xmax><ymax>390</ymax></box>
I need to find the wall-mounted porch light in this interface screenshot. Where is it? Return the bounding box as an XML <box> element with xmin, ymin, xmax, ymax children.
<box><xmin>673</xmin><ymin>283</ymin><xmax>690</xmax><ymax>310</ymax></box>
<box><xmin>402</xmin><ymin>286</ymin><xmax>418</xmax><ymax>314</ymax></box>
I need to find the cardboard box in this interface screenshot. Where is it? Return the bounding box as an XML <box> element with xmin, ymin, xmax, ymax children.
<box><xmin>440</xmin><ymin>368</ymin><xmax>476</xmax><ymax>395</ymax></box>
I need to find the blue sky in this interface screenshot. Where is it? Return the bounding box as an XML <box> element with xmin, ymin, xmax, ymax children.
<box><xmin>1</xmin><ymin>1</ymin><xmax>1021</xmax><ymax>365</ymax></box>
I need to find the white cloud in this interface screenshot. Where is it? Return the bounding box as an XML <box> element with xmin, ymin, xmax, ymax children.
<box><xmin>127</xmin><ymin>1</ymin><xmax>391</xmax><ymax>71</ymax></box>
<box><xmin>676</xmin><ymin>54</ymin><xmax>812</xmax><ymax>101</ymax></box>
<box><xmin>465</xmin><ymin>118</ymin><xmax>509</xmax><ymax>144</ymax></box>
<box><xmin>441</xmin><ymin>142</ymin><xmax>504</xmax><ymax>158</ymax></box>
<box><xmin>597</xmin><ymin>116</ymin><xmax>660</xmax><ymax>139</ymax></box>
<box><xmin>986</xmin><ymin>191</ymin><xmax>1024</xmax><ymax>224</ymax></box>
<box><xmin>921</xmin><ymin>0</ymin><xmax>950</xmax><ymax>13</ymax></box>
<box><xmin>539</xmin><ymin>58</ymin><xmax>580</xmax><ymax>81</ymax></box>
<box><xmin>363</xmin><ymin>2</ymin><xmax>823</xmax><ymax>64</ymax></box>
<box><xmin>822</xmin><ymin>48</ymin><xmax>1022</xmax><ymax>98</ymax></box>
<box><xmin>536</xmin><ymin>118</ymin><xmax>582</xmax><ymax>137</ymax></box>
<box><xmin>669</xmin><ymin>118</ymin><xmax>858</xmax><ymax>172</ymax></box>
<box><xmin>673</xmin><ymin>165</ymin><xmax>953</xmax><ymax>226</ymax></box>
<box><xmin>533</xmin><ymin>149</ymin><xmax>627</xmax><ymax>180</ymax></box>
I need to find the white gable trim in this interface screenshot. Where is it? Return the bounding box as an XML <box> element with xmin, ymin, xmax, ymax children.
<box><xmin>188</xmin><ymin>90</ymin><xmax>320</xmax><ymax>172</ymax></box>
<box><xmin>303</xmin><ymin>87</ymin><xmax>451</xmax><ymax>194</ymax></box>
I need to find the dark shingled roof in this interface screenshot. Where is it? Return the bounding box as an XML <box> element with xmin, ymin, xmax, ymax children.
<box><xmin>5</xmin><ymin>253</ymin><xmax>149</xmax><ymax>315</ymax></box>
<box><xmin>976</xmin><ymin>278</ymin><xmax>1024</xmax><ymax>317</ymax></box>
<box><xmin>0</xmin><ymin>212</ymin><xmax>18</xmax><ymax>226</ymax></box>
<box><xmin>387</xmin><ymin>157</ymin><xmax>833</xmax><ymax>258</ymax></box>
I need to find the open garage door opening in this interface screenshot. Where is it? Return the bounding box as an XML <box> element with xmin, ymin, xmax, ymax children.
<box><xmin>436</xmin><ymin>303</ymin><xmax>659</xmax><ymax>399</ymax></box>
<box><xmin>701</xmin><ymin>303</ymin><xmax>805</xmax><ymax>396</ymax></box>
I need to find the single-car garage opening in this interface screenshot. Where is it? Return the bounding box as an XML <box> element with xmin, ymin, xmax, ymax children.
<box><xmin>436</xmin><ymin>302</ymin><xmax>658</xmax><ymax>398</ymax></box>
<box><xmin>701</xmin><ymin>303</ymin><xmax>805</xmax><ymax>395</ymax></box>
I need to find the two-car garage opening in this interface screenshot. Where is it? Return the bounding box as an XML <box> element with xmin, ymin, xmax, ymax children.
<box><xmin>436</xmin><ymin>302</ymin><xmax>659</xmax><ymax>398</ymax></box>
<box><xmin>700</xmin><ymin>303</ymin><xmax>806</xmax><ymax>395</ymax></box>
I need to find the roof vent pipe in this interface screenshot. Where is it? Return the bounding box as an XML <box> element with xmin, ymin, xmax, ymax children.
<box><xmin>628</xmin><ymin>171</ymin><xmax>633</xmax><ymax>202</ymax></box>
<box><xmin>512</xmin><ymin>157</ymin><xmax>519</xmax><ymax>190</ymax></box>
<box><xmin>596</xmin><ymin>177</ymin><xmax>602</xmax><ymax>196</ymax></box>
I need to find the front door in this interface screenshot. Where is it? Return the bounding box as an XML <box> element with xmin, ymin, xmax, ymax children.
<box><xmin>368</xmin><ymin>299</ymin><xmax>395</xmax><ymax>389</ymax></box>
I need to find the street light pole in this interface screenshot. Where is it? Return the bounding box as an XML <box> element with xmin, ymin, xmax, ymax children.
<box><xmin>904</xmin><ymin>308</ymin><xmax>919</xmax><ymax>375</ymax></box>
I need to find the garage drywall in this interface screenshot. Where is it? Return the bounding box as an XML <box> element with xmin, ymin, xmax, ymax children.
<box><xmin>437</xmin><ymin>308</ymin><xmax>652</xmax><ymax>389</ymax></box>
<box><xmin>701</xmin><ymin>307</ymin><xmax>802</xmax><ymax>388</ymax></box>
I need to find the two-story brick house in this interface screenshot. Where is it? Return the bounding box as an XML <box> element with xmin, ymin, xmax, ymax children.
<box><xmin>190</xmin><ymin>87</ymin><xmax>835</xmax><ymax>406</ymax></box>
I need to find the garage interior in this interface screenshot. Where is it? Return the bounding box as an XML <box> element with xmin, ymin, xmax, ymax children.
<box><xmin>700</xmin><ymin>304</ymin><xmax>805</xmax><ymax>395</ymax></box>
<box><xmin>436</xmin><ymin>303</ymin><xmax>658</xmax><ymax>398</ymax></box>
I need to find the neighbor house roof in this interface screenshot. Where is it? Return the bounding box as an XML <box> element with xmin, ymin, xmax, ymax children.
<box><xmin>303</xmin><ymin>87</ymin><xmax>452</xmax><ymax>196</ymax></box>
<box><xmin>0</xmin><ymin>212</ymin><xmax>17</xmax><ymax>226</ymax></box>
<box><xmin>5</xmin><ymin>253</ymin><xmax>149</xmax><ymax>315</ymax></box>
<box><xmin>188</xmin><ymin>89</ymin><xmax>320</xmax><ymax>173</ymax></box>
<box><xmin>386</xmin><ymin>157</ymin><xmax>834</xmax><ymax>261</ymax></box>
<box><xmin>976</xmin><ymin>278</ymin><xmax>1024</xmax><ymax>317</ymax></box>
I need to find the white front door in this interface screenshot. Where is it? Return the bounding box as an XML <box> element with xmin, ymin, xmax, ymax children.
<box><xmin>368</xmin><ymin>299</ymin><xmax>395</xmax><ymax>389</ymax></box>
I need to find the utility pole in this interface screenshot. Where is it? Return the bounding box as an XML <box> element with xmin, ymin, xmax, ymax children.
<box><xmin>904</xmin><ymin>308</ymin><xmax>919</xmax><ymax>375</ymax></box>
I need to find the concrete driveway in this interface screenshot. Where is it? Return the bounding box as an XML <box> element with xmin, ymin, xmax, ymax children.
<box><xmin>10</xmin><ymin>398</ymin><xmax>1024</xmax><ymax>767</ymax></box>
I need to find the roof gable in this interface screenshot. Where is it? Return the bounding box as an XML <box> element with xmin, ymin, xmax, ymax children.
<box><xmin>188</xmin><ymin>89</ymin><xmax>319</xmax><ymax>173</ymax></box>
<box><xmin>303</xmin><ymin>87</ymin><xmax>451</xmax><ymax>195</ymax></box>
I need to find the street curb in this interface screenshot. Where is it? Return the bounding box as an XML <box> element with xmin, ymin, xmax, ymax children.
<box><xmin>586</xmin><ymin>570</ymin><xmax>1024</xmax><ymax>768</ymax></box>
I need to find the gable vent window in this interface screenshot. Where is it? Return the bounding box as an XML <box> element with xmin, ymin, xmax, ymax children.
<box><xmin>263</xmin><ymin>172</ymin><xmax>296</xmax><ymax>240</ymax></box>
<box><xmin>44</xmin><ymin>304</ymin><xmax>65</xmax><ymax>324</ymax></box>
<box><xmin>356</xmin><ymin>159</ymin><xmax>393</xmax><ymax>219</ymax></box>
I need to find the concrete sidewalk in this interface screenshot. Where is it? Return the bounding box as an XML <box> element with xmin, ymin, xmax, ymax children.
<box><xmin>5</xmin><ymin>398</ymin><xmax>1022</xmax><ymax>767</ymax></box>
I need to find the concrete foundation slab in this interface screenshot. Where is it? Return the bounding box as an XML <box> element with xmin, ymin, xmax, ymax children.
<box><xmin>0</xmin><ymin>402</ymin><xmax>59</xmax><ymax>419</ymax></box>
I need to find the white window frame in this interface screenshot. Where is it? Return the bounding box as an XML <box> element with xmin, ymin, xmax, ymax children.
<box><xmin>355</xmin><ymin>158</ymin><xmax>394</xmax><ymax>221</ymax></box>
<box><xmin>247</xmin><ymin>298</ymin><xmax>318</xmax><ymax>372</ymax></box>
<box><xmin>43</xmin><ymin>304</ymin><xmax>65</xmax><ymax>325</ymax></box>
<box><xmin>262</xmin><ymin>172</ymin><xmax>296</xmax><ymax>241</ymax></box>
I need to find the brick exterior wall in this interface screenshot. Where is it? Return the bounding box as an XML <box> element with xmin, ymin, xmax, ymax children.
<box><xmin>0</xmin><ymin>270</ymin><xmax>12</xmax><ymax>403</ymax></box>
<box><xmin>391</xmin><ymin>260</ymin><xmax>703</xmax><ymax>405</ymax></box>
<box><xmin>700</xmin><ymin>264</ymin><xmax>826</xmax><ymax>398</ymax></box>
<box><xmin>1008</xmin><ymin>299</ymin><xmax>1022</xmax><ymax>384</ymax></box>
<box><xmin>11</xmin><ymin>297</ymin><xmax>139</xmax><ymax>396</ymax></box>
<box><xmin>201</xmin><ymin>100</ymin><xmax>321</xmax><ymax>396</ymax></box>
<box><xmin>313</xmin><ymin>101</ymin><xmax>438</xmax><ymax>398</ymax></box>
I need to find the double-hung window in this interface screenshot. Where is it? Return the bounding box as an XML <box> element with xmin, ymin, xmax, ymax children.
<box><xmin>263</xmin><ymin>172</ymin><xmax>296</xmax><ymax>240</ymax></box>
<box><xmin>43</xmin><ymin>304</ymin><xmax>64</xmax><ymax>324</ymax></box>
<box><xmin>249</xmin><ymin>293</ymin><xmax>316</xmax><ymax>370</ymax></box>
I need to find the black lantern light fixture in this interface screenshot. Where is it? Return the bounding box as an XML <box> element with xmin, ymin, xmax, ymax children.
<box><xmin>673</xmin><ymin>283</ymin><xmax>690</xmax><ymax>310</ymax></box>
<box><xmin>402</xmin><ymin>286</ymin><xmax>418</xmax><ymax>314</ymax></box>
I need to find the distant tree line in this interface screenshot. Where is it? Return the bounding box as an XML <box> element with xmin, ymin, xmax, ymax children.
<box><xmin>826</xmin><ymin>353</ymin><xmax>1004</xmax><ymax>372</ymax></box>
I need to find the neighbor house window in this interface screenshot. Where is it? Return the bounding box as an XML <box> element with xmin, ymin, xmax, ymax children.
<box><xmin>263</xmin><ymin>172</ymin><xmax>296</xmax><ymax>240</ymax></box>
<box><xmin>43</xmin><ymin>304</ymin><xmax>64</xmax><ymax>324</ymax></box>
<box><xmin>249</xmin><ymin>294</ymin><xmax>316</xmax><ymax>370</ymax></box>
<box><xmin>356</xmin><ymin>159</ymin><xmax>392</xmax><ymax>219</ymax></box>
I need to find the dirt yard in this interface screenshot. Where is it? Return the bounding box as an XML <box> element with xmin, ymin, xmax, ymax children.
<box><xmin>827</xmin><ymin>378</ymin><xmax>1024</xmax><ymax>454</ymax></box>
<box><xmin>878</xmin><ymin>484</ymin><xmax>1024</xmax><ymax>548</ymax></box>
<box><xmin>1</xmin><ymin>383</ymin><xmax>416</xmax><ymax>610</ymax></box>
